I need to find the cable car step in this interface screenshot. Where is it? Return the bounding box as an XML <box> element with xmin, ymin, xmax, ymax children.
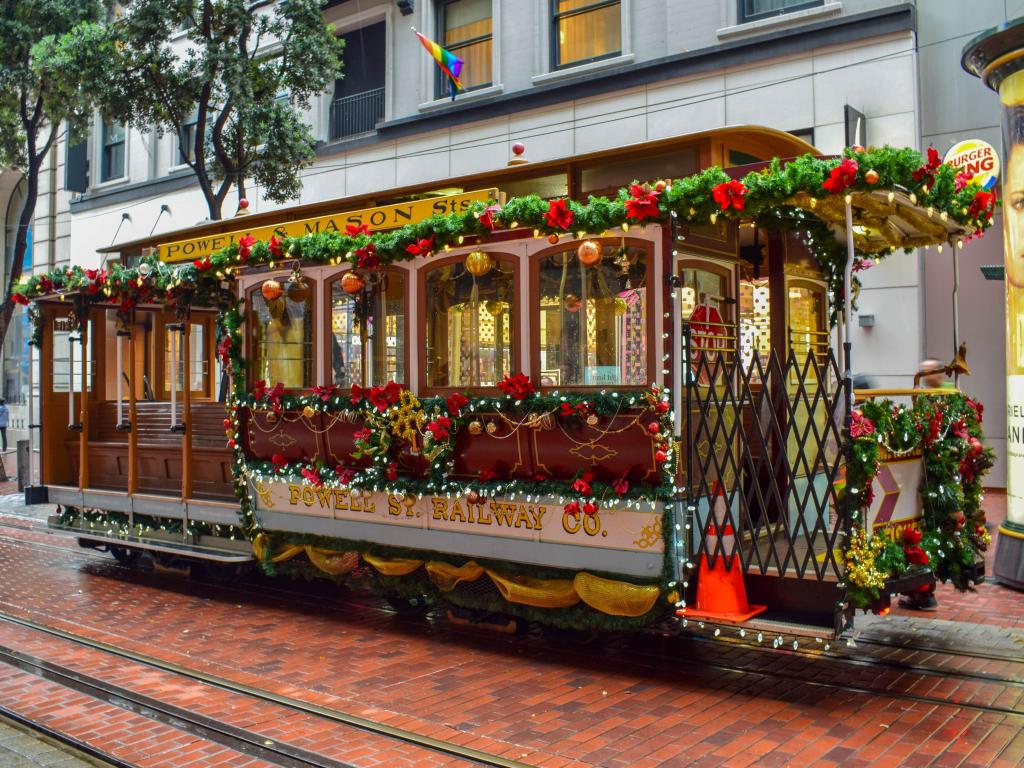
<box><xmin>49</xmin><ymin>520</ymin><xmax>253</xmax><ymax>563</ymax></box>
<box><xmin>680</xmin><ymin>611</ymin><xmax>840</xmax><ymax>641</ymax></box>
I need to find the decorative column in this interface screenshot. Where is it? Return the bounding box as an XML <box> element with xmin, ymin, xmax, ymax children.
<box><xmin>963</xmin><ymin>21</ymin><xmax>1024</xmax><ymax>589</ymax></box>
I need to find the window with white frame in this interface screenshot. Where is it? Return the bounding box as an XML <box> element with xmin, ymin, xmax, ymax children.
<box><xmin>176</xmin><ymin>108</ymin><xmax>199</xmax><ymax>166</ymax></box>
<box><xmin>100</xmin><ymin>120</ymin><xmax>126</xmax><ymax>182</ymax></box>
<box><xmin>436</xmin><ymin>0</ymin><xmax>492</xmax><ymax>97</ymax></box>
<box><xmin>739</xmin><ymin>0</ymin><xmax>823</xmax><ymax>23</ymax></box>
<box><xmin>551</xmin><ymin>0</ymin><xmax>621</xmax><ymax>70</ymax></box>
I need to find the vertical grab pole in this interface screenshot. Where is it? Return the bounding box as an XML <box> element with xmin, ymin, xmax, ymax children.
<box><xmin>67</xmin><ymin>327</ymin><xmax>74</xmax><ymax>428</ymax></box>
<box><xmin>116</xmin><ymin>332</ymin><xmax>124</xmax><ymax>426</ymax></box>
<box><xmin>128</xmin><ymin>318</ymin><xmax>138</xmax><ymax>496</ymax></box>
<box><xmin>683</xmin><ymin>321</ymin><xmax>694</xmax><ymax>597</ymax></box>
<box><xmin>951</xmin><ymin>240</ymin><xmax>961</xmax><ymax>387</ymax></box>
<box><xmin>78</xmin><ymin>314</ymin><xmax>89</xmax><ymax>490</ymax></box>
<box><xmin>170</xmin><ymin>327</ymin><xmax>178</xmax><ymax>428</ymax></box>
<box><xmin>27</xmin><ymin>342</ymin><xmax>34</xmax><ymax>487</ymax></box>
<box><xmin>182</xmin><ymin>320</ymin><xmax>192</xmax><ymax>501</ymax></box>
<box><xmin>841</xmin><ymin>197</ymin><xmax>857</xmax><ymax>630</ymax></box>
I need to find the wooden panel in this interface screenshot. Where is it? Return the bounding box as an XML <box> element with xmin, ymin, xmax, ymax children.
<box><xmin>242</xmin><ymin>409</ymin><xmax>325</xmax><ymax>463</ymax></box>
<box><xmin>450</xmin><ymin>414</ymin><xmax>533</xmax><ymax>480</ymax></box>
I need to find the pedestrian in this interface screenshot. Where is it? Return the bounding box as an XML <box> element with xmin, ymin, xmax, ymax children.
<box><xmin>0</xmin><ymin>398</ymin><xmax>9</xmax><ymax>452</ymax></box>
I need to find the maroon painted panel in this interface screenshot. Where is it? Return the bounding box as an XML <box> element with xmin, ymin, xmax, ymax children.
<box><xmin>530</xmin><ymin>410</ymin><xmax>662</xmax><ymax>485</ymax></box>
<box><xmin>450</xmin><ymin>413</ymin><xmax>534</xmax><ymax>480</ymax></box>
<box><xmin>242</xmin><ymin>409</ymin><xmax>325</xmax><ymax>463</ymax></box>
<box><xmin>322</xmin><ymin>413</ymin><xmax>373</xmax><ymax>470</ymax></box>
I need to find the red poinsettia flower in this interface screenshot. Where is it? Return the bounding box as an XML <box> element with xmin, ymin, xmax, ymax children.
<box><xmin>625</xmin><ymin>183</ymin><xmax>661</xmax><ymax>222</ymax></box>
<box><xmin>968</xmin><ymin>190</ymin><xmax>996</xmax><ymax>221</ymax></box>
<box><xmin>301</xmin><ymin>466</ymin><xmax>323</xmax><ymax>487</ymax></box>
<box><xmin>905</xmin><ymin>545</ymin><xmax>930</xmax><ymax>566</ymax></box>
<box><xmin>954</xmin><ymin>170</ymin><xmax>973</xmax><ymax>192</ymax></box>
<box><xmin>960</xmin><ymin>457</ymin><xmax>976</xmax><ymax>483</ymax></box>
<box><xmin>37</xmin><ymin>276</ymin><xmax>54</xmax><ymax>293</ymax></box>
<box><xmin>497</xmin><ymin>373</ymin><xmax>535</xmax><ymax>400</ymax></box>
<box><xmin>849</xmin><ymin>410</ymin><xmax>875</xmax><ymax>438</ymax></box>
<box><xmin>345</xmin><ymin>223</ymin><xmax>371</xmax><ymax>237</ymax></box>
<box><xmin>572</xmin><ymin>472</ymin><xmax>594</xmax><ymax>496</ymax></box>
<box><xmin>238</xmin><ymin>234</ymin><xmax>256</xmax><ymax>262</ymax></box>
<box><xmin>564</xmin><ymin>501</ymin><xmax>581</xmax><ymax>517</ymax></box>
<box><xmin>426</xmin><ymin>415</ymin><xmax>452</xmax><ymax>441</ymax></box>
<box><xmin>271</xmin><ymin>453</ymin><xmax>287</xmax><ymax>470</ymax></box>
<box><xmin>385</xmin><ymin>462</ymin><xmax>398</xmax><ymax>481</ymax></box>
<box><xmin>613</xmin><ymin>477</ymin><xmax>629</xmax><ymax>496</ymax></box>
<box><xmin>368</xmin><ymin>380</ymin><xmax>402</xmax><ymax>412</ymax></box>
<box><xmin>193</xmin><ymin>256</ymin><xmax>213</xmax><ymax>271</ymax></box>
<box><xmin>822</xmin><ymin>158</ymin><xmax>859</xmax><ymax>194</ymax></box>
<box><xmin>478</xmin><ymin>204</ymin><xmax>502</xmax><ymax>231</ymax></box>
<box><xmin>479</xmin><ymin>468</ymin><xmax>496</xmax><ymax>482</ymax></box>
<box><xmin>217</xmin><ymin>334</ymin><xmax>232</xmax><ymax>365</ymax></box>
<box><xmin>10</xmin><ymin>293</ymin><xmax>28</xmax><ymax>306</ymax></box>
<box><xmin>966</xmin><ymin>397</ymin><xmax>984</xmax><ymax>424</ymax></box>
<box><xmin>903</xmin><ymin>527</ymin><xmax>923</xmax><ymax>547</ymax></box>
<box><xmin>311</xmin><ymin>385</ymin><xmax>334</xmax><ymax>402</ymax></box>
<box><xmin>350</xmin><ymin>384</ymin><xmax>367</xmax><ymax>405</ymax></box>
<box><xmin>913</xmin><ymin>147</ymin><xmax>942</xmax><ymax>184</ymax></box>
<box><xmin>353</xmin><ymin>428</ymin><xmax>372</xmax><ymax>443</ymax></box>
<box><xmin>336</xmin><ymin>467</ymin><xmax>356</xmax><ymax>485</ymax></box>
<box><xmin>405</xmin><ymin>236</ymin><xmax>435</xmax><ymax>257</ymax></box>
<box><xmin>712</xmin><ymin>180</ymin><xmax>747</xmax><ymax>211</ymax></box>
<box><xmin>268</xmin><ymin>235</ymin><xmax>283</xmax><ymax>258</ymax></box>
<box><xmin>583</xmin><ymin>501</ymin><xmax>599</xmax><ymax>516</ymax></box>
<box><xmin>951</xmin><ymin>418</ymin><xmax>969</xmax><ymax>440</ymax></box>
<box><xmin>355</xmin><ymin>243</ymin><xmax>379</xmax><ymax>270</ymax></box>
<box><xmin>655</xmin><ymin>449</ymin><xmax>668</xmax><ymax>463</ymax></box>
<box><xmin>544</xmin><ymin>198</ymin><xmax>574</xmax><ymax>230</ymax></box>
<box><xmin>446</xmin><ymin>392</ymin><xmax>469</xmax><ymax>417</ymax></box>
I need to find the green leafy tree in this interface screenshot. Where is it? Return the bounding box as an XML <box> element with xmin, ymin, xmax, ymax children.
<box><xmin>0</xmin><ymin>1</ymin><xmax>108</xmax><ymax>346</ymax></box>
<box><xmin>97</xmin><ymin>0</ymin><xmax>344</xmax><ymax>221</ymax></box>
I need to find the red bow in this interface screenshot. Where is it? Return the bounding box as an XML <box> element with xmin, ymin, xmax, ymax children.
<box><xmin>405</xmin><ymin>236</ymin><xmax>435</xmax><ymax>256</ymax></box>
<box><xmin>822</xmin><ymin>159</ymin><xmax>859</xmax><ymax>195</ymax></box>
<box><xmin>544</xmin><ymin>199</ymin><xmax>574</xmax><ymax>230</ymax></box>
<box><xmin>345</xmin><ymin>223</ymin><xmax>371</xmax><ymax>237</ymax></box>
<box><xmin>238</xmin><ymin>234</ymin><xmax>256</xmax><ymax>262</ymax></box>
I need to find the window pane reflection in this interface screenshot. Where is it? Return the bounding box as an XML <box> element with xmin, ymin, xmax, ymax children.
<box><xmin>251</xmin><ymin>289</ymin><xmax>312</xmax><ymax>388</ymax></box>
<box><xmin>425</xmin><ymin>258</ymin><xmax>514</xmax><ymax>388</ymax></box>
<box><xmin>331</xmin><ymin>272</ymin><xmax>405</xmax><ymax>387</ymax></box>
<box><xmin>537</xmin><ymin>243</ymin><xmax>646</xmax><ymax>387</ymax></box>
<box><xmin>164</xmin><ymin>323</ymin><xmax>206</xmax><ymax>392</ymax></box>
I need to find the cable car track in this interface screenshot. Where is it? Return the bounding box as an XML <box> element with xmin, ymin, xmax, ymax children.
<box><xmin>1</xmin><ymin>520</ymin><xmax>1022</xmax><ymax>721</ymax></box>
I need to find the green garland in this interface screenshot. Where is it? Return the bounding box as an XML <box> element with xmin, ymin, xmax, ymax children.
<box><xmin>12</xmin><ymin>147</ymin><xmax>996</xmax><ymax>322</ymax></box>
<box><xmin>843</xmin><ymin>392</ymin><xmax>994</xmax><ymax>608</ymax></box>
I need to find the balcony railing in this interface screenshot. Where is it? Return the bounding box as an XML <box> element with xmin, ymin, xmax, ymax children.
<box><xmin>330</xmin><ymin>88</ymin><xmax>385</xmax><ymax>141</ymax></box>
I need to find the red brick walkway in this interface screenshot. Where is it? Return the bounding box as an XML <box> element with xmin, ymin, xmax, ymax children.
<box><xmin>0</xmin><ymin>510</ymin><xmax>1021</xmax><ymax>767</ymax></box>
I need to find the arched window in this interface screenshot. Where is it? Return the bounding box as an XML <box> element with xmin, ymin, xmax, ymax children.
<box><xmin>422</xmin><ymin>253</ymin><xmax>516</xmax><ymax>390</ymax></box>
<box><xmin>327</xmin><ymin>269</ymin><xmax>406</xmax><ymax>387</ymax></box>
<box><xmin>248</xmin><ymin>274</ymin><xmax>316</xmax><ymax>389</ymax></box>
<box><xmin>533</xmin><ymin>240</ymin><xmax>649</xmax><ymax>388</ymax></box>
<box><xmin>788</xmin><ymin>279</ymin><xmax>828</xmax><ymax>364</ymax></box>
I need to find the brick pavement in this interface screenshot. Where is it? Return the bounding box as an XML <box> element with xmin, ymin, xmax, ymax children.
<box><xmin>0</xmin><ymin>717</ymin><xmax>101</xmax><ymax>768</ymax></box>
<box><xmin>0</xmin><ymin>514</ymin><xmax>1022</xmax><ymax>766</ymax></box>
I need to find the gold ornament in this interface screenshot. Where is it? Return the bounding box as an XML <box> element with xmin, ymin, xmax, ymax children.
<box><xmin>613</xmin><ymin>297</ymin><xmax>628</xmax><ymax>317</ymax></box>
<box><xmin>341</xmin><ymin>271</ymin><xmax>365</xmax><ymax>295</ymax></box>
<box><xmin>465</xmin><ymin>250</ymin><xmax>492</xmax><ymax>277</ymax></box>
<box><xmin>468</xmin><ymin>420</ymin><xmax>484</xmax><ymax>435</ymax></box>
<box><xmin>266</xmin><ymin>411</ymin><xmax>279</xmax><ymax>424</ymax></box>
<box><xmin>485</xmin><ymin>421</ymin><xmax>498</xmax><ymax>435</ymax></box>
<box><xmin>302</xmin><ymin>405</ymin><xmax>316</xmax><ymax>420</ymax></box>
<box><xmin>261</xmin><ymin>279</ymin><xmax>283</xmax><ymax>301</ymax></box>
<box><xmin>577</xmin><ymin>240</ymin><xmax>602</xmax><ymax>267</ymax></box>
<box><xmin>585</xmin><ymin>414</ymin><xmax>599</xmax><ymax>426</ymax></box>
<box><xmin>286</xmin><ymin>268</ymin><xmax>310</xmax><ymax>303</ymax></box>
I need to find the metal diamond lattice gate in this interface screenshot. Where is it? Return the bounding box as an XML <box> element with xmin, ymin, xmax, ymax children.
<box><xmin>683</xmin><ymin>323</ymin><xmax>850</xmax><ymax>581</ymax></box>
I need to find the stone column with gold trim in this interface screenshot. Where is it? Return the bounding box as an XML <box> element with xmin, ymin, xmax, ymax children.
<box><xmin>964</xmin><ymin>20</ymin><xmax>1024</xmax><ymax>589</ymax></box>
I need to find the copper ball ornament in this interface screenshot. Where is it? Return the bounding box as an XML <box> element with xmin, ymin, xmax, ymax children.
<box><xmin>465</xmin><ymin>250</ymin><xmax>493</xmax><ymax>277</ymax></box>
<box><xmin>302</xmin><ymin>405</ymin><xmax>316</xmax><ymax>420</ymax></box>
<box><xmin>547</xmin><ymin>234</ymin><xmax>560</xmax><ymax>244</ymax></box>
<box><xmin>865</xmin><ymin>169</ymin><xmax>879</xmax><ymax>185</ymax></box>
<box><xmin>261</xmin><ymin>279</ymin><xmax>283</xmax><ymax>302</ymax></box>
<box><xmin>585</xmin><ymin>414</ymin><xmax>599</xmax><ymax>426</ymax></box>
<box><xmin>576</xmin><ymin>240</ymin><xmax>602</xmax><ymax>267</ymax></box>
<box><xmin>341</xmin><ymin>271</ymin><xmax>365</xmax><ymax>295</ymax></box>
<box><xmin>287</xmin><ymin>275</ymin><xmax>310</xmax><ymax>303</ymax></box>
<box><xmin>468</xmin><ymin>420</ymin><xmax>484</xmax><ymax>436</ymax></box>
<box><xmin>564</xmin><ymin>293</ymin><xmax>582</xmax><ymax>313</ymax></box>
<box><xmin>485</xmin><ymin>421</ymin><xmax>498</xmax><ymax>435</ymax></box>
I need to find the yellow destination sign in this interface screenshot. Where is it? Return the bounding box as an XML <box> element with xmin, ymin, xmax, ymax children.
<box><xmin>158</xmin><ymin>189</ymin><xmax>497</xmax><ymax>262</ymax></box>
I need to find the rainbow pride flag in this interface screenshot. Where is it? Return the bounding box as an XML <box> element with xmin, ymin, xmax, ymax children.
<box><xmin>413</xmin><ymin>28</ymin><xmax>464</xmax><ymax>98</ymax></box>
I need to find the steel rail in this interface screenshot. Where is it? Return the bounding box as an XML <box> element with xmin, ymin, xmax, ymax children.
<box><xmin>1</xmin><ymin>520</ymin><xmax>1022</xmax><ymax>716</ymax></box>
<box><xmin>0</xmin><ymin>610</ymin><xmax>531</xmax><ymax>768</ymax></box>
<box><xmin>0</xmin><ymin>709</ymin><xmax>133</xmax><ymax>768</ymax></box>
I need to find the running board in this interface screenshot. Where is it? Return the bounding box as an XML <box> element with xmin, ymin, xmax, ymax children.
<box><xmin>679</xmin><ymin>612</ymin><xmax>840</xmax><ymax>641</ymax></box>
<box><xmin>49</xmin><ymin>519</ymin><xmax>253</xmax><ymax>563</ymax></box>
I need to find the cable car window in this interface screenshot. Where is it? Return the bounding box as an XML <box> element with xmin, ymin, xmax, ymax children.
<box><xmin>250</xmin><ymin>279</ymin><xmax>314</xmax><ymax>388</ymax></box>
<box><xmin>52</xmin><ymin>316</ymin><xmax>92</xmax><ymax>392</ymax></box>
<box><xmin>424</xmin><ymin>255</ymin><xmax>514</xmax><ymax>388</ymax></box>
<box><xmin>536</xmin><ymin>242</ymin><xmax>647</xmax><ymax>387</ymax></box>
<box><xmin>164</xmin><ymin>322</ymin><xmax>208</xmax><ymax>393</ymax></box>
<box><xmin>330</xmin><ymin>271</ymin><xmax>405</xmax><ymax>387</ymax></box>
<box><xmin>788</xmin><ymin>282</ymin><xmax>827</xmax><ymax>364</ymax></box>
<box><xmin>739</xmin><ymin>278</ymin><xmax>771</xmax><ymax>377</ymax></box>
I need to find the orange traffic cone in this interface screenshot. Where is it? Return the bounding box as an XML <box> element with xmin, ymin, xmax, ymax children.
<box><xmin>678</xmin><ymin>483</ymin><xmax>767</xmax><ymax>623</ymax></box>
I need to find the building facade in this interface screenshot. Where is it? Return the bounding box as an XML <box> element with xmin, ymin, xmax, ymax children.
<box><xmin>17</xmin><ymin>0</ymin><xmax>1014</xmax><ymax>484</ymax></box>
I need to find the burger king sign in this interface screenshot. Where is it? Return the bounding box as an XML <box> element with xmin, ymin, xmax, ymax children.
<box><xmin>943</xmin><ymin>139</ymin><xmax>1000</xmax><ymax>190</ymax></box>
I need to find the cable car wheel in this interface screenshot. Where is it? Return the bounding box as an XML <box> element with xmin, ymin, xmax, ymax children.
<box><xmin>107</xmin><ymin>545</ymin><xmax>141</xmax><ymax>567</ymax></box>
